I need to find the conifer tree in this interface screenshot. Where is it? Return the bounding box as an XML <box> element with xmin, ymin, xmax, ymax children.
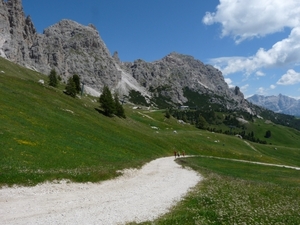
<box><xmin>72</xmin><ymin>74</ymin><xmax>81</xmax><ymax>93</ymax></box>
<box><xmin>265</xmin><ymin>130</ymin><xmax>271</xmax><ymax>138</ymax></box>
<box><xmin>114</xmin><ymin>93</ymin><xmax>126</xmax><ymax>118</ymax></box>
<box><xmin>165</xmin><ymin>108</ymin><xmax>171</xmax><ymax>119</ymax></box>
<box><xmin>48</xmin><ymin>69</ymin><xmax>58</xmax><ymax>87</ymax></box>
<box><xmin>197</xmin><ymin>115</ymin><xmax>207</xmax><ymax>129</ymax></box>
<box><xmin>65</xmin><ymin>77</ymin><xmax>77</xmax><ymax>98</ymax></box>
<box><xmin>99</xmin><ymin>86</ymin><xmax>115</xmax><ymax>117</ymax></box>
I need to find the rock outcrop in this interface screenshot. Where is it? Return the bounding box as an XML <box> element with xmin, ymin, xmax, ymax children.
<box><xmin>123</xmin><ymin>52</ymin><xmax>251</xmax><ymax>111</ymax></box>
<box><xmin>32</xmin><ymin>20</ymin><xmax>121</xmax><ymax>90</ymax></box>
<box><xmin>0</xmin><ymin>0</ymin><xmax>121</xmax><ymax>91</ymax></box>
<box><xmin>0</xmin><ymin>0</ymin><xmax>36</xmax><ymax>61</ymax></box>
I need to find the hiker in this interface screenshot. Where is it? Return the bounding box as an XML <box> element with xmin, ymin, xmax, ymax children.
<box><xmin>177</xmin><ymin>151</ymin><xmax>180</xmax><ymax>157</ymax></box>
<box><xmin>182</xmin><ymin>150</ymin><xmax>185</xmax><ymax>157</ymax></box>
<box><xmin>174</xmin><ymin>151</ymin><xmax>177</xmax><ymax>158</ymax></box>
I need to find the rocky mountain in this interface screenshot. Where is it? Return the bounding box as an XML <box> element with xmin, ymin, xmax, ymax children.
<box><xmin>1</xmin><ymin>0</ymin><xmax>257</xmax><ymax>113</ymax></box>
<box><xmin>122</xmin><ymin>53</ymin><xmax>250</xmax><ymax>110</ymax></box>
<box><xmin>0</xmin><ymin>0</ymin><xmax>121</xmax><ymax>93</ymax></box>
<box><xmin>247</xmin><ymin>94</ymin><xmax>300</xmax><ymax>116</ymax></box>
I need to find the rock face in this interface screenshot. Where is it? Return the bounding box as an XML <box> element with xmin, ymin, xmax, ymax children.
<box><xmin>123</xmin><ymin>52</ymin><xmax>250</xmax><ymax>111</ymax></box>
<box><xmin>0</xmin><ymin>0</ymin><xmax>121</xmax><ymax>91</ymax></box>
<box><xmin>32</xmin><ymin>20</ymin><xmax>121</xmax><ymax>90</ymax></box>
<box><xmin>0</xmin><ymin>0</ymin><xmax>256</xmax><ymax>113</ymax></box>
<box><xmin>0</xmin><ymin>0</ymin><xmax>36</xmax><ymax>61</ymax></box>
<box><xmin>247</xmin><ymin>94</ymin><xmax>300</xmax><ymax>116</ymax></box>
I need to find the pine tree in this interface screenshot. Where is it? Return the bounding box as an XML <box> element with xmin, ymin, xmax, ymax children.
<box><xmin>114</xmin><ymin>93</ymin><xmax>126</xmax><ymax>118</ymax></box>
<box><xmin>65</xmin><ymin>77</ymin><xmax>77</xmax><ymax>98</ymax></box>
<box><xmin>48</xmin><ymin>69</ymin><xmax>58</xmax><ymax>87</ymax></box>
<box><xmin>99</xmin><ymin>86</ymin><xmax>115</xmax><ymax>117</ymax></box>
<box><xmin>197</xmin><ymin>115</ymin><xmax>207</xmax><ymax>129</ymax></box>
<box><xmin>165</xmin><ymin>108</ymin><xmax>171</xmax><ymax>119</ymax></box>
<box><xmin>265</xmin><ymin>130</ymin><xmax>271</xmax><ymax>138</ymax></box>
<box><xmin>72</xmin><ymin>74</ymin><xmax>81</xmax><ymax>93</ymax></box>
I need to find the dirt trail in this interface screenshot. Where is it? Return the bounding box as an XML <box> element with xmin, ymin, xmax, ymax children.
<box><xmin>194</xmin><ymin>155</ymin><xmax>300</xmax><ymax>170</ymax></box>
<box><xmin>0</xmin><ymin>157</ymin><xmax>201</xmax><ymax>225</ymax></box>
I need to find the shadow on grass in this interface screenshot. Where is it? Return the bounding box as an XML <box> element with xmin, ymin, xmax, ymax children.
<box><xmin>95</xmin><ymin>107</ymin><xmax>105</xmax><ymax>115</ymax></box>
<box><xmin>95</xmin><ymin>108</ymin><xmax>113</xmax><ymax>117</ymax></box>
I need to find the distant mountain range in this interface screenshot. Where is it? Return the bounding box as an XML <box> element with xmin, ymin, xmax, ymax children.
<box><xmin>247</xmin><ymin>94</ymin><xmax>300</xmax><ymax>116</ymax></box>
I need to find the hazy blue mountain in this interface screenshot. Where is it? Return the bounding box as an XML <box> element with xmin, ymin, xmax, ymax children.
<box><xmin>247</xmin><ymin>94</ymin><xmax>300</xmax><ymax>116</ymax></box>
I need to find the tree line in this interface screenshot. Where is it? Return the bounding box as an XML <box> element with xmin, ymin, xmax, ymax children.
<box><xmin>166</xmin><ymin>107</ymin><xmax>271</xmax><ymax>145</ymax></box>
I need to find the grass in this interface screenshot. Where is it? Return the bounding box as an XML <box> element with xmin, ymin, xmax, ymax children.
<box><xmin>139</xmin><ymin>157</ymin><xmax>300</xmax><ymax>225</ymax></box>
<box><xmin>1</xmin><ymin>57</ymin><xmax>300</xmax><ymax>223</ymax></box>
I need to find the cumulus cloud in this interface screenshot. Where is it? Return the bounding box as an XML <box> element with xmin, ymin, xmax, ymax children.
<box><xmin>224</xmin><ymin>78</ymin><xmax>234</xmax><ymax>88</ymax></box>
<box><xmin>257</xmin><ymin>87</ymin><xmax>266</xmax><ymax>95</ymax></box>
<box><xmin>210</xmin><ymin>26</ymin><xmax>300</xmax><ymax>75</ymax></box>
<box><xmin>202</xmin><ymin>0</ymin><xmax>300</xmax><ymax>43</ymax></box>
<box><xmin>277</xmin><ymin>69</ymin><xmax>300</xmax><ymax>85</ymax></box>
<box><xmin>240</xmin><ymin>84</ymin><xmax>249</xmax><ymax>93</ymax></box>
<box><xmin>204</xmin><ymin>0</ymin><xmax>300</xmax><ymax>77</ymax></box>
<box><xmin>256</xmin><ymin>71</ymin><xmax>265</xmax><ymax>77</ymax></box>
<box><xmin>270</xmin><ymin>84</ymin><xmax>276</xmax><ymax>89</ymax></box>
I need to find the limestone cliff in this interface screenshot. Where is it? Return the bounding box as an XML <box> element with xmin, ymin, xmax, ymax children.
<box><xmin>123</xmin><ymin>52</ymin><xmax>251</xmax><ymax>111</ymax></box>
<box><xmin>0</xmin><ymin>0</ymin><xmax>121</xmax><ymax>91</ymax></box>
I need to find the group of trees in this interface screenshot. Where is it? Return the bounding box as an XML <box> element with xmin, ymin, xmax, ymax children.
<box><xmin>99</xmin><ymin>86</ymin><xmax>125</xmax><ymax>118</ymax></box>
<box><xmin>48</xmin><ymin>69</ymin><xmax>81</xmax><ymax>97</ymax></box>
<box><xmin>65</xmin><ymin>74</ymin><xmax>81</xmax><ymax>97</ymax></box>
<box><xmin>166</xmin><ymin>107</ymin><xmax>273</xmax><ymax>145</ymax></box>
<box><xmin>48</xmin><ymin>69</ymin><xmax>125</xmax><ymax>118</ymax></box>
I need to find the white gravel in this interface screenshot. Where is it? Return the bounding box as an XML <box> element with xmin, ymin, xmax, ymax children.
<box><xmin>0</xmin><ymin>156</ymin><xmax>202</xmax><ymax>225</ymax></box>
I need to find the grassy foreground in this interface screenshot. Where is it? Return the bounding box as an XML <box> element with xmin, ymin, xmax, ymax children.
<box><xmin>1</xmin><ymin>57</ymin><xmax>300</xmax><ymax>223</ymax></box>
<box><xmin>136</xmin><ymin>157</ymin><xmax>300</xmax><ymax>225</ymax></box>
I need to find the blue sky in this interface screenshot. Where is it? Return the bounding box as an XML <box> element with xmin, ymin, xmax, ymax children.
<box><xmin>22</xmin><ymin>0</ymin><xmax>300</xmax><ymax>99</ymax></box>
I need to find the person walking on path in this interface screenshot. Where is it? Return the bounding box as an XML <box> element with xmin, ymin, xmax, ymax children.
<box><xmin>174</xmin><ymin>151</ymin><xmax>177</xmax><ymax>158</ymax></box>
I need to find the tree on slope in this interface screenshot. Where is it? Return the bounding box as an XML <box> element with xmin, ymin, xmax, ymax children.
<box><xmin>114</xmin><ymin>93</ymin><xmax>126</xmax><ymax>118</ymax></box>
<box><xmin>48</xmin><ymin>69</ymin><xmax>58</xmax><ymax>87</ymax></box>
<box><xmin>72</xmin><ymin>74</ymin><xmax>81</xmax><ymax>93</ymax></box>
<box><xmin>197</xmin><ymin>115</ymin><xmax>207</xmax><ymax>129</ymax></box>
<box><xmin>99</xmin><ymin>86</ymin><xmax>115</xmax><ymax>117</ymax></box>
<box><xmin>65</xmin><ymin>77</ymin><xmax>77</xmax><ymax>98</ymax></box>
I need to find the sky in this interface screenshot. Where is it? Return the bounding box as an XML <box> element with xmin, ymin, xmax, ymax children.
<box><xmin>22</xmin><ymin>0</ymin><xmax>300</xmax><ymax>99</ymax></box>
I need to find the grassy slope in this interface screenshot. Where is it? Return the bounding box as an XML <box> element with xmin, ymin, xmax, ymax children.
<box><xmin>1</xmin><ymin>57</ymin><xmax>300</xmax><ymax>223</ymax></box>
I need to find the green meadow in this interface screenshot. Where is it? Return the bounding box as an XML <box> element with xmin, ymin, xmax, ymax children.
<box><xmin>0</xmin><ymin>57</ymin><xmax>299</xmax><ymax>223</ymax></box>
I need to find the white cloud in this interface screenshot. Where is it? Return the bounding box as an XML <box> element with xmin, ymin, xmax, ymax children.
<box><xmin>240</xmin><ymin>84</ymin><xmax>249</xmax><ymax>93</ymax></box>
<box><xmin>202</xmin><ymin>0</ymin><xmax>300</xmax><ymax>43</ymax></box>
<box><xmin>210</xmin><ymin>26</ymin><xmax>300</xmax><ymax>75</ymax></box>
<box><xmin>270</xmin><ymin>84</ymin><xmax>276</xmax><ymax>89</ymax></box>
<box><xmin>257</xmin><ymin>87</ymin><xmax>266</xmax><ymax>95</ymax></box>
<box><xmin>224</xmin><ymin>78</ymin><xmax>234</xmax><ymax>88</ymax></box>
<box><xmin>256</xmin><ymin>71</ymin><xmax>265</xmax><ymax>76</ymax></box>
<box><xmin>277</xmin><ymin>69</ymin><xmax>300</xmax><ymax>85</ymax></box>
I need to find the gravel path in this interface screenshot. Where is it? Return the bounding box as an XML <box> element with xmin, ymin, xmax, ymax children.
<box><xmin>0</xmin><ymin>157</ymin><xmax>202</xmax><ymax>225</ymax></box>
